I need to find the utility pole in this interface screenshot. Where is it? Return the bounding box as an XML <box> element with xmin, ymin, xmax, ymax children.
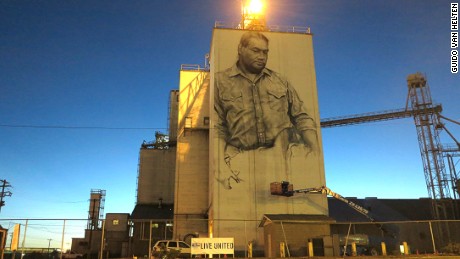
<box><xmin>0</xmin><ymin>180</ymin><xmax>12</xmax><ymax>213</ymax></box>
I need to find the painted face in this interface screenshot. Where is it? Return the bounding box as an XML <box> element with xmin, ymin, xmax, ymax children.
<box><xmin>238</xmin><ymin>37</ymin><xmax>269</xmax><ymax>74</ymax></box>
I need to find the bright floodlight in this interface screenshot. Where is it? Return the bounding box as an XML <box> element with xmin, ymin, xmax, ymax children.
<box><xmin>246</xmin><ymin>0</ymin><xmax>264</xmax><ymax>15</ymax></box>
<box><xmin>241</xmin><ymin>0</ymin><xmax>266</xmax><ymax>30</ymax></box>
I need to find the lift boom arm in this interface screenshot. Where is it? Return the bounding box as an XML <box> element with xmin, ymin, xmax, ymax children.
<box><xmin>271</xmin><ymin>181</ymin><xmax>375</xmax><ymax>222</ymax></box>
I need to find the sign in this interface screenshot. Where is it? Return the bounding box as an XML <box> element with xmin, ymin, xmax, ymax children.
<box><xmin>191</xmin><ymin>238</ymin><xmax>234</xmax><ymax>255</ymax></box>
<box><xmin>11</xmin><ymin>224</ymin><xmax>20</xmax><ymax>251</ymax></box>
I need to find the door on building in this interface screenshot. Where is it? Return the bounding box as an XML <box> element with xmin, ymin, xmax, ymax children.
<box><xmin>312</xmin><ymin>238</ymin><xmax>324</xmax><ymax>256</ymax></box>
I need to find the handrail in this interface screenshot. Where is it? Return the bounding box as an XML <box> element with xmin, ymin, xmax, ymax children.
<box><xmin>214</xmin><ymin>21</ymin><xmax>311</xmax><ymax>34</ymax></box>
<box><xmin>180</xmin><ymin>64</ymin><xmax>209</xmax><ymax>71</ymax></box>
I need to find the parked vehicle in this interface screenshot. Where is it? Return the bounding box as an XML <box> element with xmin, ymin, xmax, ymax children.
<box><xmin>62</xmin><ymin>251</ymin><xmax>83</xmax><ymax>259</ymax></box>
<box><xmin>153</xmin><ymin>240</ymin><xmax>191</xmax><ymax>258</ymax></box>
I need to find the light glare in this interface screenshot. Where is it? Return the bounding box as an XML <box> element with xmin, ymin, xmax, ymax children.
<box><xmin>246</xmin><ymin>0</ymin><xmax>264</xmax><ymax>15</ymax></box>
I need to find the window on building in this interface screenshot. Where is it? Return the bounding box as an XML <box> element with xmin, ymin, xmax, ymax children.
<box><xmin>185</xmin><ymin>117</ymin><xmax>192</xmax><ymax>129</ymax></box>
<box><xmin>203</xmin><ymin>117</ymin><xmax>209</xmax><ymax>125</ymax></box>
<box><xmin>112</xmin><ymin>219</ymin><xmax>119</xmax><ymax>225</ymax></box>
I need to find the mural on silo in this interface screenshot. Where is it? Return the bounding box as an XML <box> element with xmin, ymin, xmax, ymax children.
<box><xmin>210</xmin><ymin>29</ymin><xmax>327</xmax><ymax>247</ymax></box>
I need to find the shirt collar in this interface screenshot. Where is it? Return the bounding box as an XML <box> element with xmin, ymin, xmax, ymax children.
<box><xmin>229</xmin><ymin>63</ymin><xmax>272</xmax><ymax>78</ymax></box>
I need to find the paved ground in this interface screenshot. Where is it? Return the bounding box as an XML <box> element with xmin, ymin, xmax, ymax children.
<box><xmin>261</xmin><ymin>256</ymin><xmax>460</xmax><ymax>259</ymax></box>
<box><xmin>202</xmin><ymin>256</ymin><xmax>460</xmax><ymax>259</ymax></box>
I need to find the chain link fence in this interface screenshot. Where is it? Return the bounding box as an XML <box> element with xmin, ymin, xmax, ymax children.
<box><xmin>1</xmin><ymin>218</ymin><xmax>460</xmax><ymax>258</ymax></box>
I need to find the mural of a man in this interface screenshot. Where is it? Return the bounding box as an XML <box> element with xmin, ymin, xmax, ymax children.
<box><xmin>214</xmin><ymin>31</ymin><xmax>319</xmax><ymax>184</ymax></box>
<box><xmin>210</xmin><ymin>29</ymin><xmax>327</xmax><ymax>249</ymax></box>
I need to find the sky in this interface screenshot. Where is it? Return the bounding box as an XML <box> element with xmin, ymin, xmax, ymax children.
<box><xmin>1</xmin><ymin>0</ymin><xmax>459</xmax><ymax>247</ymax></box>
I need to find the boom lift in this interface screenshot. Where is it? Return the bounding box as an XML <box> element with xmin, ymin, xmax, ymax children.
<box><xmin>270</xmin><ymin>181</ymin><xmax>376</xmax><ymax>223</ymax></box>
<box><xmin>270</xmin><ymin>181</ymin><xmax>395</xmax><ymax>255</ymax></box>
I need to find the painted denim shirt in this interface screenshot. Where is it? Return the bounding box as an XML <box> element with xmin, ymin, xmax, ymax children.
<box><xmin>214</xmin><ymin>64</ymin><xmax>316</xmax><ymax>150</ymax></box>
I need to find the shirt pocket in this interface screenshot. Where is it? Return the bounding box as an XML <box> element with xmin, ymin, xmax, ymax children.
<box><xmin>267</xmin><ymin>87</ymin><xmax>288</xmax><ymax>112</ymax></box>
<box><xmin>221</xmin><ymin>89</ymin><xmax>244</xmax><ymax>112</ymax></box>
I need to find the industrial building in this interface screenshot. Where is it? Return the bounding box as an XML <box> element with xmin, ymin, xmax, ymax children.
<box><xmin>70</xmin><ymin>1</ymin><xmax>459</xmax><ymax>257</ymax></box>
<box><xmin>128</xmin><ymin>32</ymin><xmax>460</xmax><ymax>258</ymax></box>
<box><xmin>132</xmin><ymin>23</ymin><xmax>332</xmax><ymax>254</ymax></box>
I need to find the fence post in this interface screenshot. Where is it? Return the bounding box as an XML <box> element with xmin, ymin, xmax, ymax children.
<box><xmin>247</xmin><ymin>241</ymin><xmax>252</xmax><ymax>258</ymax></box>
<box><xmin>307</xmin><ymin>239</ymin><xmax>314</xmax><ymax>257</ymax></box>
<box><xmin>244</xmin><ymin>221</ymin><xmax>247</xmax><ymax>257</ymax></box>
<box><xmin>148</xmin><ymin>220</ymin><xmax>152</xmax><ymax>259</ymax></box>
<box><xmin>402</xmin><ymin>241</ymin><xmax>409</xmax><ymax>255</ymax></box>
<box><xmin>99</xmin><ymin>220</ymin><xmax>106</xmax><ymax>259</ymax></box>
<box><xmin>381</xmin><ymin>242</ymin><xmax>387</xmax><ymax>256</ymax></box>
<box><xmin>280</xmin><ymin>242</ymin><xmax>285</xmax><ymax>258</ymax></box>
<box><xmin>351</xmin><ymin>242</ymin><xmax>357</xmax><ymax>256</ymax></box>
<box><xmin>343</xmin><ymin>223</ymin><xmax>352</xmax><ymax>257</ymax></box>
<box><xmin>267</xmin><ymin>234</ymin><xmax>272</xmax><ymax>258</ymax></box>
<box><xmin>280</xmin><ymin>221</ymin><xmax>290</xmax><ymax>257</ymax></box>
<box><xmin>60</xmin><ymin>220</ymin><xmax>66</xmax><ymax>259</ymax></box>
<box><xmin>428</xmin><ymin>221</ymin><xmax>437</xmax><ymax>253</ymax></box>
<box><xmin>20</xmin><ymin>220</ymin><xmax>28</xmax><ymax>259</ymax></box>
